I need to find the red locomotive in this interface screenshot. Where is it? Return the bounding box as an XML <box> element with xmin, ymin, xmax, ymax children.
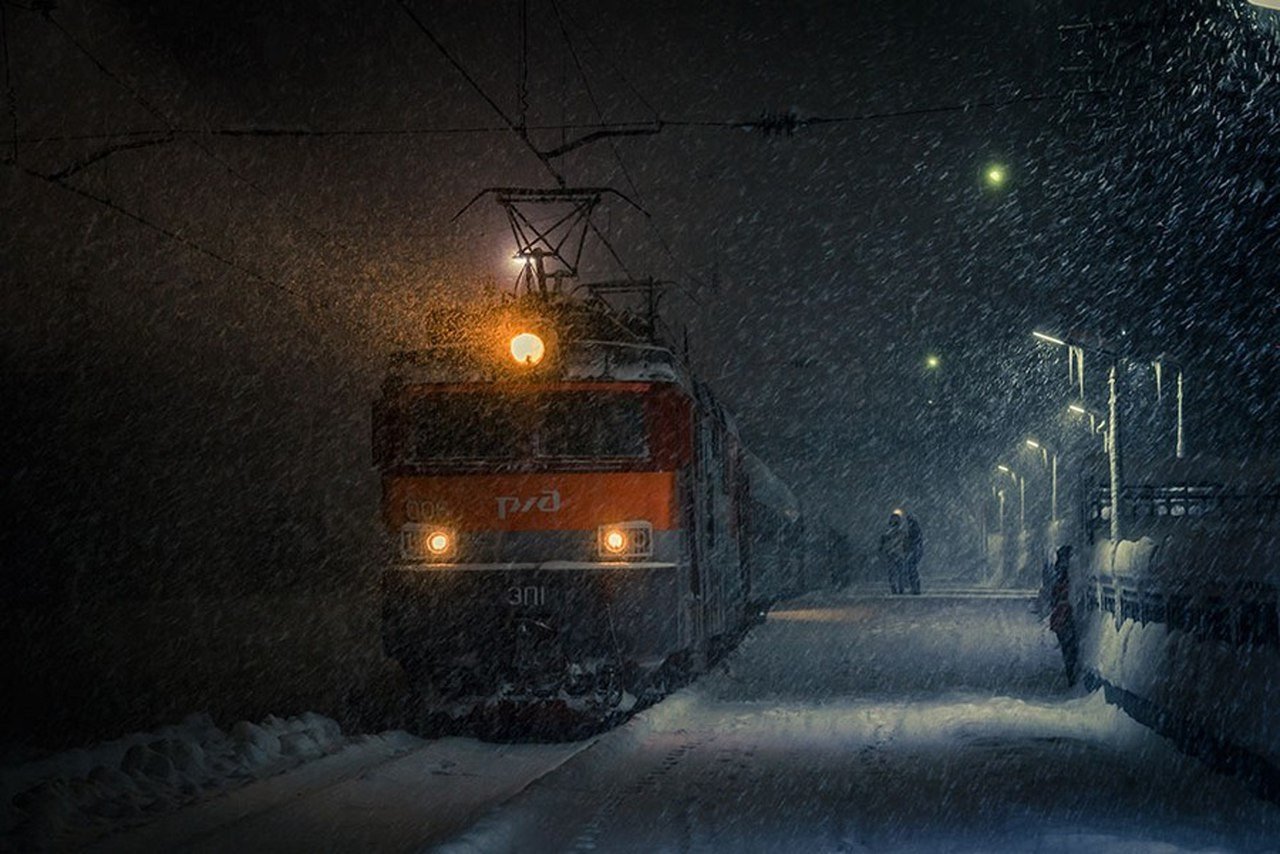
<box><xmin>372</xmin><ymin>296</ymin><xmax>844</xmax><ymax>710</ymax></box>
<box><xmin>372</xmin><ymin>189</ymin><xmax>845</xmax><ymax>710</ymax></box>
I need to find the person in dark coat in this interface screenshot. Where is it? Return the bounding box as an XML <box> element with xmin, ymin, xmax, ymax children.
<box><xmin>879</xmin><ymin>511</ymin><xmax>909</xmax><ymax>594</ymax></box>
<box><xmin>880</xmin><ymin>509</ymin><xmax>923</xmax><ymax>595</ymax></box>
<box><xmin>904</xmin><ymin>513</ymin><xmax>923</xmax><ymax>595</ymax></box>
<box><xmin>1048</xmin><ymin>545</ymin><xmax>1078</xmax><ymax>683</ymax></box>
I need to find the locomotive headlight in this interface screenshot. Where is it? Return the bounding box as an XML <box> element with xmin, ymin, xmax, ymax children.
<box><xmin>603</xmin><ymin>528</ymin><xmax>627</xmax><ymax>554</ymax></box>
<box><xmin>400</xmin><ymin>524</ymin><xmax>456</xmax><ymax>561</ymax></box>
<box><xmin>509</xmin><ymin>332</ymin><xmax>546</xmax><ymax>366</ymax></box>
<box><xmin>426</xmin><ymin>531</ymin><xmax>452</xmax><ymax>555</ymax></box>
<box><xmin>597</xmin><ymin>521</ymin><xmax>653</xmax><ymax>560</ymax></box>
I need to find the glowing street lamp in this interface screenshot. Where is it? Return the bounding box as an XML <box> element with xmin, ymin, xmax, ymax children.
<box><xmin>924</xmin><ymin>354</ymin><xmax>941</xmax><ymax>370</ymax></box>
<box><xmin>984</xmin><ymin>163</ymin><xmax>1009</xmax><ymax>189</ymax></box>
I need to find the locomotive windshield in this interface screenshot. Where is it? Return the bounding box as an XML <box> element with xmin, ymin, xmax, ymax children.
<box><xmin>412</xmin><ymin>395</ymin><xmax>524</xmax><ymax>460</ymax></box>
<box><xmin>539</xmin><ymin>393</ymin><xmax>647</xmax><ymax>458</ymax></box>
<box><xmin>406</xmin><ymin>391</ymin><xmax>648</xmax><ymax>462</ymax></box>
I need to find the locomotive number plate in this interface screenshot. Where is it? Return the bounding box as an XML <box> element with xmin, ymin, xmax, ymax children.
<box><xmin>506</xmin><ymin>585</ymin><xmax>547</xmax><ymax>607</ymax></box>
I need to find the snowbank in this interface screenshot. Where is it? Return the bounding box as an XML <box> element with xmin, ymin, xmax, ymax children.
<box><xmin>0</xmin><ymin>710</ymin><xmax>368</xmax><ymax>850</ymax></box>
<box><xmin>1075</xmin><ymin>524</ymin><xmax>1280</xmax><ymax>775</ymax></box>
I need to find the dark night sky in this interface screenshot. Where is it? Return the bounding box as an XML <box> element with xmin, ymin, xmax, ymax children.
<box><xmin>2</xmin><ymin>0</ymin><xmax>1278</xmax><ymax>586</ymax></box>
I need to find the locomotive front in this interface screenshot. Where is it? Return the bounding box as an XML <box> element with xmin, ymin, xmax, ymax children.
<box><xmin>373</xmin><ymin>318</ymin><xmax>696</xmax><ymax>704</ymax></box>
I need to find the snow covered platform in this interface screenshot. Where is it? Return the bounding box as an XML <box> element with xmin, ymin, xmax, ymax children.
<box><xmin>15</xmin><ymin>589</ymin><xmax>1279</xmax><ymax>851</ymax></box>
<box><xmin>438</xmin><ymin>590</ymin><xmax>1280</xmax><ymax>852</ymax></box>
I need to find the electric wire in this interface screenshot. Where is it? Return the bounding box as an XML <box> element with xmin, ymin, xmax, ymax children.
<box><xmin>0</xmin><ymin>90</ymin><xmax>1080</xmax><ymax>147</ymax></box>
<box><xmin>9</xmin><ymin>159</ymin><xmax>368</xmax><ymax>340</ymax></box>
<box><xmin>545</xmin><ymin>0</ymin><xmax>640</xmax><ymax>286</ymax></box>
<box><xmin>394</xmin><ymin>0</ymin><xmax>565</xmax><ymax>187</ymax></box>
<box><xmin>547</xmin><ymin>0</ymin><xmax>702</xmax><ymax>300</ymax></box>
<box><xmin>16</xmin><ymin>10</ymin><xmax>376</xmax><ymax>342</ymax></box>
<box><xmin>555</xmin><ymin>0</ymin><xmax>659</xmax><ymax>124</ymax></box>
<box><xmin>47</xmin><ymin>134</ymin><xmax>173</xmax><ymax>181</ymax></box>
<box><xmin>40</xmin><ymin>9</ymin><xmax>351</xmax><ymax>253</ymax></box>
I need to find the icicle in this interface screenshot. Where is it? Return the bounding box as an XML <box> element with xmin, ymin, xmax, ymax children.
<box><xmin>1153</xmin><ymin>360</ymin><xmax>1163</xmax><ymax>402</ymax></box>
<box><xmin>1177</xmin><ymin>370</ymin><xmax>1185</xmax><ymax>459</ymax></box>
<box><xmin>1074</xmin><ymin>346</ymin><xmax>1085</xmax><ymax>399</ymax></box>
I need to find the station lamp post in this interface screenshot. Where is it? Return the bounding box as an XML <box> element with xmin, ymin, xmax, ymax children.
<box><xmin>1067</xmin><ymin>402</ymin><xmax>1109</xmax><ymax>453</ymax></box>
<box><xmin>996</xmin><ymin>464</ymin><xmax>1025</xmax><ymax>535</ymax></box>
<box><xmin>1032</xmin><ymin>330</ymin><xmax>1124</xmax><ymax>541</ymax></box>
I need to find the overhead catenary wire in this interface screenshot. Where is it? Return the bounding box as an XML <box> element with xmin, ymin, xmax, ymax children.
<box><xmin>9</xmin><ymin>2</ymin><xmax>1092</xmax><ymax>325</ymax></box>
<box><xmin>554</xmin><ymin>0</ymin><xmax>659</xmax><ymax>125</ymax></box>
<box><xmin>0</xmin><ymin>89</ymin><xmax>1083</xmax><ymax>148</ymax></box>
<box><xmin>47</xmin><ymin>134</ymin><xmax>173</xmax><ymax>181</ymax></box>
<box><xmin>546</xmin><ymin>0</ymin><xmax>703</xmax><ymax>302</ymax></box>
<box><xmin>545</xmin><ymin>0</ymin><xmax>642</xmax><ymax>283</ymax></box>
<box><xmin>37</xmin><ymin>8</ymin><xmax>353</xmax><ymax>254</ymax></box>
<box><xmin>11</xmin><ymin>11</ymin><xmax>379</xmax><ymax>343</ymax></box>
<box><xmin>8</xmin><ymin>159</ymin><xmax>371</xmax><ymax>340</ymax></box>
<box><xmin>395</xmin><ymin>0</ymin><xmax>566</xmax><ymax>187</ymax></box>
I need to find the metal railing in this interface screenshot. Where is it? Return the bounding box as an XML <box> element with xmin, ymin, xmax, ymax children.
<box><xmin>1085</xmin><ymin>485</ymin><xmax>1280</xmax><ymax>537</ymax></box>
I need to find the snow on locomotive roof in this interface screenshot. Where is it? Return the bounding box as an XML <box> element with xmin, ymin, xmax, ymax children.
<box><xmin>387</xmin><ymin>339</ymin><xmax>689</xmax><ymax>386</ymax></box>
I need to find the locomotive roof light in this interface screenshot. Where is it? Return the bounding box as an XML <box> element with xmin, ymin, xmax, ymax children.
<box><xmin>509</xmin><ymin>332</ymin><xmax>546</xmax><ymax>366</ymax></box>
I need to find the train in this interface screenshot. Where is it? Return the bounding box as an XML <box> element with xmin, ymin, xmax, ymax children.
<box><xmin>372</xmin><ymin>295</ymin><xmax>848</xmax><ymax>710</ymax></box>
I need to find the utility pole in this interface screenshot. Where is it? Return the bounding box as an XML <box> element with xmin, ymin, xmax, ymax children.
<box><xmin>1051</xmin><ymin>452</ymin><xmax>1058</xmax><ymax>526</ymax></box>
<box><xmin>1107</xmin><ymin>360</ymin><xmax>1123</xmax><ymax>541</ymax></box>
<box><xmin>1019</xmin><ymin>474</ymin><xmax>1026</xmax><ymax>535</ymax></box>
<box><xmin>1034</xmin><ymin>331</ymin><xmax>1126</xmax><ymax>542</ymax></box>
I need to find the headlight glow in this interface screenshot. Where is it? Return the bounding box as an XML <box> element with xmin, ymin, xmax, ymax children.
<box><xmin>400</xmin><ymin>524</ymin><xmax>456</xmax><ymax>561</ymax></box>
<box><xmin>509</xmin><ymin>332</ymin><xmax>546</xmax><ymax>366</ymax></box>
<box><xmin>426</xmin><ymin>531</ymin><xmax>451</xmax><ymax>555</ymax></box>
<box><xmin>597</xmin><ymin>521</ymin><xmax>654</xmax><ymax>560</ymax></box>
<box><xmin>603</xmin><ymin>529</ymin><xmax>627</xmax><ymax>553</ymax></box>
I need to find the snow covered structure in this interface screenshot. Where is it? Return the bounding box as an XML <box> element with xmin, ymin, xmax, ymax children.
<box><xmin>1072</xmin><ymin>456</ymin><xmax>1280</xmax><ymax>789</ymax></box>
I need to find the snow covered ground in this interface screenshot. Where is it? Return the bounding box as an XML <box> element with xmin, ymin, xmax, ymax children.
<box><xmin>1</xmin><ymin>711</ymin><xmax>587</xmax><ymax>852</ymax></box>
<box><xmin>441</xmin><ymin>591</ymin><xmax>1280</xmax><ymax>852</ymax></box>
<box><xmin>8</xmin><ymin>589</ymin><xmax>1278</xmax><ymax>852</ymax></box>
<box><xmin>1</xmin><ymin>711</ymin><xmax>362</xmax><ymax>850</ymax></box>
